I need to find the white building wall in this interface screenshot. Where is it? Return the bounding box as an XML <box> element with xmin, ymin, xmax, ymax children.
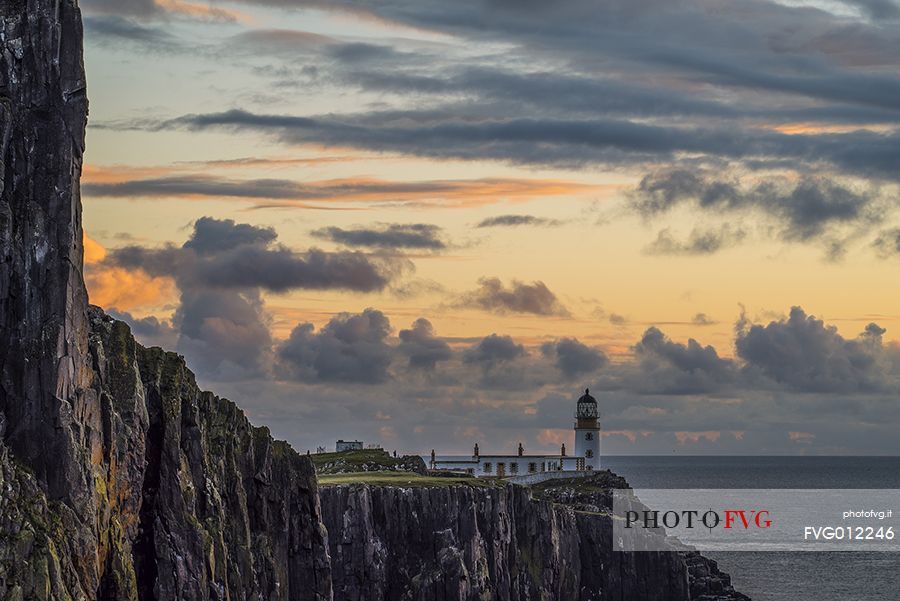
<box><xmin>432</xmin><ymin>456</ymin><xmax>572</xmax><ymax>478</ymax></box>
<box><xmin>574</xmin><ymin>426</ymin><xmax>601</xmax><ymax>470</ymax></box>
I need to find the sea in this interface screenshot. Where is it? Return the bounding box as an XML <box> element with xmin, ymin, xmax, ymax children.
<box><xmin>602</xmin><ymin>456</ymin><xmax>900</xmax><ymax>601</ymax></box>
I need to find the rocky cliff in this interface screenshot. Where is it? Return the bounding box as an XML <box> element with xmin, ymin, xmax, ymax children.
<box><xmin>319</xmin><ymin>480</ymin><xmax>748</xmax><ymax>601</ymax></box>
<box><xmin>320</xmin><ymin>483</ymin><xmax>686</xmax><ymax>601</ymax></box>
<box><xmin>0</xmin><ymin>3</ymin><xmax>746</xmax><ymax>601</ymax></box>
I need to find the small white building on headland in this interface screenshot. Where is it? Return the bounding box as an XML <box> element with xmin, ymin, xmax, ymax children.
<box><xmin>335</xmin><ymin>439</ymin><xmax>364</xmax><ymax>452</ymax></box>
<box><xmin>429</xmin><ymin>389</ymin><xmax>601</xmax><ymax>479</ymax></box>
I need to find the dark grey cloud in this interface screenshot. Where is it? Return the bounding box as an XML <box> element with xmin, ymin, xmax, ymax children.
<box><xmin>175</xmin><ymin>288</ymin><xmax>274</xmax><ymax>379</ymax></box>
<box><xmin>736</xmin><ymin>306</ymin><xmax>889</xmax><ymax>393</ymax></box>
<box><xmin>463</xmin><ymin>334</ymin><xmax>525</xmax><ymax>369</ymax></box>
<box><xmin>692</xmin><ymin>313</ymin><xmax>716</xmax><ymax>326</ymax></box>
<box><xmin>398</xmin><ymin>318</ymin><xmax>453</xmax><ymax>370</ymax></box>
<box><xmin>229</xmin><ymin>29</ymin><xmax>409</xmax><ymax>64</ymax></box>
<box><xmin>109</xmin><ymin>108</ymin><xmax>900</xmax><ymax>182</ymax></box>
<box><xmin>82</xmin><ymin>174</ymin><xmax>379</xmax><ymax>202</ymax></box>
<box><xmin>631</xmin><ymin>326</ymin><xmax>736</xmax><ymax>394</ymax></box>
<box><xmin>101</xmin><ymin>218</ymin><xmax>402</xmax><ymax>378</ymax></box>
<box><xmin>312</xmin><ymin>223</ymin><xmax>446</xmax><ymax>250</ymax></box>
<box><xmin>644</xmin><ymin>225</ymin><xmax>747</xmax><ymax>255</ymax></box>
<box><xmin>458</xmin><ymin>277</ymin><xmax>569</xmax><ymax>316</ymax></box>
<box><xmin>190</xmin><ymin>246</ymin><xmax>397</xmax><ymax>292</ymax></box>
<box><xmin>219</xmin><ymin>0</ymin><xmax>900</xmax><ymax>101</ymax></box>
<box><xmin>107</xmin><ymin>218</ymin><xmax>398</xmax><ymax>293</ymax></box>
<box><xmin>476</xmin><ymin>215</ymin><xmax>563</xmax><ymax>228</ymax></box>
<box><xmin>278</xmin><ymin>309</ymin><xmax>393</xmax><ymax>383</ymax></box>
<box><xmin>541</xmin><ymin>338</ymin><xmax>608</xmax><ymax>378</ymax></box>
<box><xmin>186</xmin><ymin>216</ymin><xmax>277</xmax><ymax>255</ymax></box>
<box><xmin>633</xmin><ymin>171</ymin><xmax>882</xmax><ymax>242</ymax></box>
<box><xmin>80</xmin><ymin>173</ymin><xmax>560</xmax><ymax>207</ymax></box>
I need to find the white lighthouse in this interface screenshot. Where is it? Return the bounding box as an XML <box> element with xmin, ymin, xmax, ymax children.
<box><xmin>574</xmin><ymin>388</ymin><xmax>601</xmax><ymax>471</ymax></box>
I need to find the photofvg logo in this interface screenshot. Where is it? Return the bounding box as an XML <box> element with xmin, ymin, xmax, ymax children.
<box><xmin>612</xmin><ymin>489</ymin><xmax>900</xmax><ymax>552</ymax></box>
<box><xmin>624</xmin><ymin>508</ymin><xmax>772</xmax><ymax>530</ymax></box>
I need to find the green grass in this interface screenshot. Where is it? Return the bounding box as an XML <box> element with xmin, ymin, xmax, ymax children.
<box><xmin>317</xmin><ymin>470</ymin><xmax>507</xmax><ymax>488</ymax></box>
<box><xmin>311</xmin><ymin>449</ymin><xmax>425</xmax><ymax>474</ymax></box>
<box><xmin>310</xmin><ymin>449</ymin><xmax>396</xmax><ymax>468</ymax></box>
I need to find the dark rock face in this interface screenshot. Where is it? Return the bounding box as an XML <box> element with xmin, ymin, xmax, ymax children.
<box><xmin>0</xmin><ymin>0</ymin><xmax>93</xmax><ymax>503</ymax></box>
<box><xmin>320</xmin><ymin>481</ymin><xmax>750</xmax><ymax>601</ymax></box>
<box><xmin>89</xmin><ymin>309</ymin><xmax>333</xmax><ymax>601</ymax></box>
<box><xmin>1</xmin><ymin>1</ymin><xmax>99</xmax><ymax>597</ymax></box>
<box><xmin>320</xmin><ymin>484</ymin><xmax>688</xmax><ymax>601</ymax></box>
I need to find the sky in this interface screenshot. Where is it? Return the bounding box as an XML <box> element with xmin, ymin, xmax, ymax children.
<box><xmin>78</xmin><ymin>0</ymin><xmax>900</xmax><ymax>456</ymax></box>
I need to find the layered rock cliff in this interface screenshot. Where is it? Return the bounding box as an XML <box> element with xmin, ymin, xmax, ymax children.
<box><xmin>320</xmin><ymin>483</ymin><xmax>687</xmax><ymax>601</ymax></box>
<box><xmin>1</xmin><ymin>2</ymin><xmax>331</xmax><ymax>599</ymax></box>
<box><xmin>0</xmin><ymin>3</ymin><xmax>747</xmax><ymax>601</ymax></box>
<box><xmin>319</xmin><ymin>481</ymin><xmax>748</xmax><ymax>601</ymax></box>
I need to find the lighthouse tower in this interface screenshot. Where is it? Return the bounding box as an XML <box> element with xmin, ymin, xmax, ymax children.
<box><xmin>574</xmin><ymin>388</ymin><xmax>601</xmax><ymax>471</ymax></box>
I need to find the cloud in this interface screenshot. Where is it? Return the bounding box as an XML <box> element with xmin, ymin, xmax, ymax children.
<box><xmin>185</xmin><ymin>217</ymin><xmax>278</xmax><ymax>255</ymax></box>
<box><xmin>476</xmin><ymin>215</ymin><xmax>563</xmax><ymax>228</ymax></box>
<box><xmin>644</xmin><ymin>225</ymin><xmax>747</xmax><ymax>255</ymax></box>
<box><xmin>107</xmin><ymin>218</ymin><xmax>400</xmax><ymax>293</ymax></box>
<box><xmin>873</xmin><ymin>228</ymin><xmax>900</xmax><ymax>257</ymax></box>
<box><xmin>398</xmin><ymin>318</ymin><xmax>453</xmax><ymax>370</ymax></box>
<box><xmin>632</xmin><ymin>171</ymin><xmax>882</xmax><ymax>242</ymax></box>
<box><xmin>83</xmin><ymin>16</ymin><xmax>182</xmax><ymax>51</ymax></box>
<box><xmin>631</xmin><ymin>326</ymin><xmax>736</xmax><ymax>394</ymax></box>
<box><xmin>114</xmin><ymin>105</ymin><xmax>900</xmax><ymax>181</ymax></box>
<box><xmin>609</xmin><ymin>314</ymin><xmax>628</xmax><ymax>326</ymax></box>
<box><xmin>458</xmin><ymin>277</ymin><xmax>570</xmax><ymax>316</ymax></box>
<box><xmin>81</xmin><ymin>171</ymin><xmax>594</xmax><ymax>208</ymax></box>
<box><xmin>735</xmin><ymin>306</ymin><xmax>891</xmax><ymax>393</ymax></box>
<box><xmin>82</xmin><ymin>0</ymin><xmax>159</xmax><ymax>17</ymax></box>
<box><xmin>99</xmin><ymin>218</ymin><xmax>403</xmax><ymax>378</ymax></box>
<box><xmin>277</xmin><ymin>309</ymin><xmax>393</xmax><ymax>383</ymax></box>
<box><xmin>83</xmin><ymin>233</ymin><xmax>177</xmax><ymax>312</ymax></box>
<box><xmin>692</xmin><ymin>313</ymin><xmax>717</xmax><ymax>326</ymax></box>
<box><xmin>82</xmin><ymin>0</ymin><xmax>240</xmax><ymax>21</ymax></box>
<box><xmin>312</xmin><ymin>223</ymin><xmax>446</xmax><ymax>250</ymax></box>
<box><xmin>175</xmin><ymin>288</ymin><xmax>274</xmax><ymax>379</ymax></box>
<box><xmin>844</xmin><ymin>0</ymin><xmax>900</xmax><ymax>20</ymax></box>
<box><xmin>463</xmin><ymin>334</ymin><xmax>526</xmax><ymax>369</ymax></box>
<box><xmin>541</xmin><ymin>338</ymin><xmax>608</xmax><ymax>378</ymax></box>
